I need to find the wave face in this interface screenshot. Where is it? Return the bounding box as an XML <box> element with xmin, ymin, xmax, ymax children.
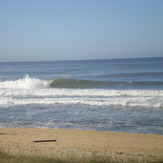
<box><xmin>50</xmin><ymin>78</ymin><xmax>104</xmax><ymax>88</ymax></box>
<box><xmin>49</xmin><ymin>78</ymin><xmax>163</xmax><ymax>89</ymax></box>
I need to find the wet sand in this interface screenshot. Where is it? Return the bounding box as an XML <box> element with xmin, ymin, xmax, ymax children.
<box><xmin>0</xmin><ymin>128</ymin><xmax>163</xmax><ymax>160</ymax></box>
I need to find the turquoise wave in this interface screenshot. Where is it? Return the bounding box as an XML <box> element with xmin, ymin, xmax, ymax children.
<box><xmin>50</xmin><ymin>79</ymin><xmax>104</xmax><ymax>88</ymax></box>
<box><xmin>49</xmin><ymin>78</ymin><xmax>163</xmax><ymax>89</ymax></box>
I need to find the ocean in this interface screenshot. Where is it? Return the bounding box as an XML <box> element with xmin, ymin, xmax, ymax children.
<box><xmin>0</xmin><ymin>57</ymin><xmax>163</xmax><ymax>135</ymax></box>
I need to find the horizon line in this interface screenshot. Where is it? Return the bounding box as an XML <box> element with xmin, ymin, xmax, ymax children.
<box><xmin>0</xmin><ymin>56</ymin><xmax>163</xmax><ymax>63</ymax></box>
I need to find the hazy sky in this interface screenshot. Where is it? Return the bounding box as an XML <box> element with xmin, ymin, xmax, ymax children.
<box><xmin>0</xmin><ymin>0</ymin><xmax>163</xmax><ymax>62</ymax></box>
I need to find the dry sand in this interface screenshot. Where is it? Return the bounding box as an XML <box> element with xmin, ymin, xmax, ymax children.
<box><xmin>0</xmin><ymin>128</ymin><xmax>163</xmax><ymax>160</ymax></box>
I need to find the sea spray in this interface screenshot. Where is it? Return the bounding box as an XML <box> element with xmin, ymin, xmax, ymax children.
<box><xmin>0</xmin><ymin>74</ymin><xmax>49</xmax><ymax>89</ymax></box>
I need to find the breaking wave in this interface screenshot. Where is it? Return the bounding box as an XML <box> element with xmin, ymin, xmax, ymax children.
<box><xmin>0</xmin><ymin>75</ymin><xmax>163</xmax><ymax>108</ymax></box>
<box><xmin>0</xmin><ymin>74</ymin><xmax>49</xmax><ymax>89</ymax></box>
<box><xmin>0</xmin><ymin>75</ymin><xmax>163</xmax><ymax>90</ymax></box>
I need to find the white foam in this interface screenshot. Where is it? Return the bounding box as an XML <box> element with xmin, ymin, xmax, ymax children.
<box><xmin>0</xmin><ymin>74</ymin><xmax>163</xmax><ymax>108</ymax></box>
<box><xmin>0</xmin><ymin>87</ymin><xmax>163</xmax><ymax>108</ymax></box>
<box><xmin>0</xmin><ymin>74</ymin><xmax>49</xmax><ymax>89</ymax></box>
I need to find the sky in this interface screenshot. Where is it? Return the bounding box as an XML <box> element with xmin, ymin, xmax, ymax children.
<box><xmin>0</xmin><ymin>0</ymin><xmax>163</xmax><ymax>62</ymax></box>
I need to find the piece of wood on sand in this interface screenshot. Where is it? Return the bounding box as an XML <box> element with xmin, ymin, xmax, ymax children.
<box><xmin>33</xmin><ymin>140</ymin><xmax>56</xmax><ymax>143</ymax></box>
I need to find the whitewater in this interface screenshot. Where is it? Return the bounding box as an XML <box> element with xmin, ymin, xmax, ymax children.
<box><xmin>0</xmin><ymin>75</ymin><xmax>163</xmax><ymax>108</ymax></box>
<box><xmin>0</xmin><ymin>58</ymin><xmax>163</xmax><ymax>134</ymax></box>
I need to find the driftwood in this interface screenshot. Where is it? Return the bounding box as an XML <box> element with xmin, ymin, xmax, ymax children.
<box><xmin>0</xmin><ymin>133</ymin><xmax>7</xmax><ymax>135</ymax></box>
<box><xmin>33</xmin><ymin>140</ymin><xmax>56</xmax><ymax>143</ymax></box>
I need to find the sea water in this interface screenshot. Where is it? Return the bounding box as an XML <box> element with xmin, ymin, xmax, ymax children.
<box><xmin>0</xmin><ymin>58</ymin><xmax>163</xmax><ymax>135</ymax></box>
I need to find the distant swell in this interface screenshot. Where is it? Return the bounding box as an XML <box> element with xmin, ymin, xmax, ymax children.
<box><xmin>50</xmin><ymin>78</ymin><xmax>163</xmax><ymax>89</ymax></box>
<box><xmin>103</xmin><ymin>72</ymin><xmax>163</xmax><ymax>78</ymax></box>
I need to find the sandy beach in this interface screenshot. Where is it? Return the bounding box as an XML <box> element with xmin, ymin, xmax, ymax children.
<box><xmin>0</xmin><ymin>128</ymin><xmax>163</xmax><ymax>161</ymax></box>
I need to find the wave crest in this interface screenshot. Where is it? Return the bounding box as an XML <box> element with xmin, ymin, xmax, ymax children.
<box><xmin>0</xmin><ymin>74</ymin><xmax>49</xmax><ymax>89</ymax></box>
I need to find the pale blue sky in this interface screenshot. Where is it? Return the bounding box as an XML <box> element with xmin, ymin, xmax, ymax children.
<box><xmin>0</xmin><ymin>0</ymin><xmax>163</xmax><ymax>62</ymax></box>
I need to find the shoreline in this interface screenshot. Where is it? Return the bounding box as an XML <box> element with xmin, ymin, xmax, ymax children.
<box><xmin>0</xmin><ymin>128</ymin><xmax>163</xmax><ymax>160</ymax></box>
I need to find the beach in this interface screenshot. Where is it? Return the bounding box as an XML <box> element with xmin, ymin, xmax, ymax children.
<box><xmin>0</xmin><ymin>128</ymin><xmax>163</xmax><ymax>161</ymax></box>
